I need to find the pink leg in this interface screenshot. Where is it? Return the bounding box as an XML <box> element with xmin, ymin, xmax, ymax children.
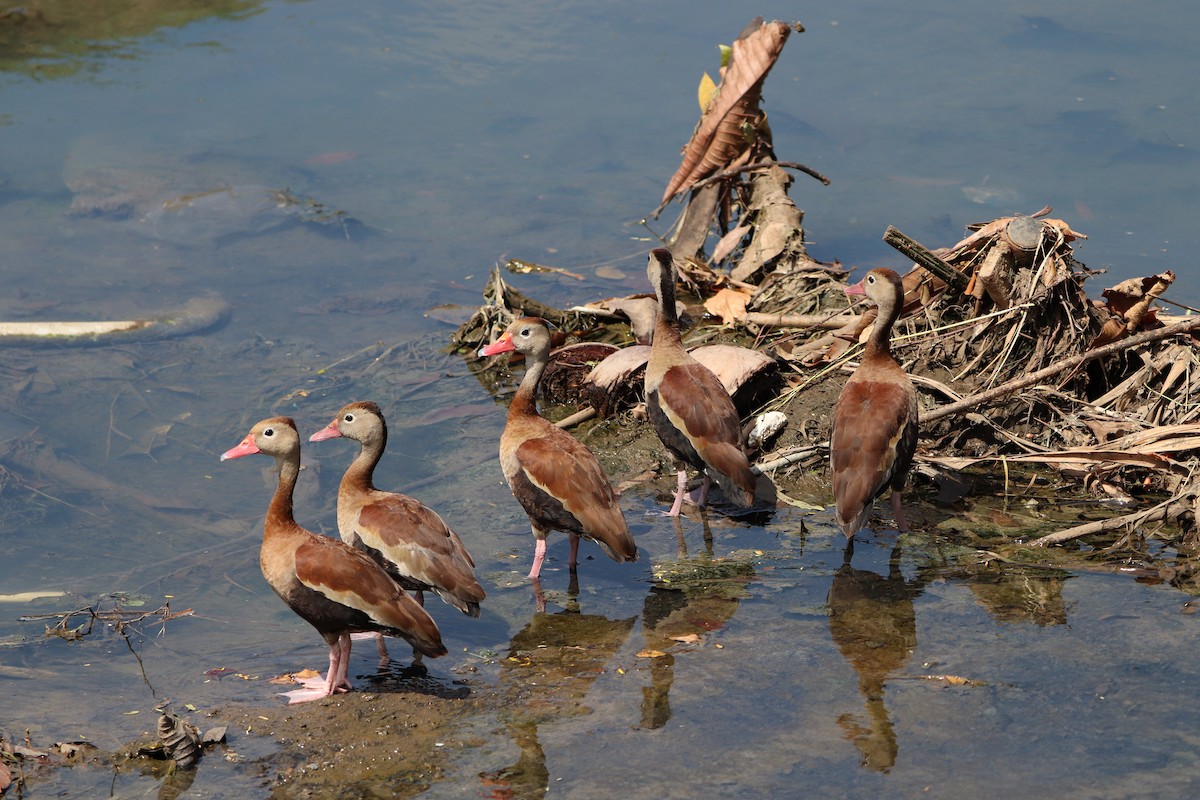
<box><xmin>528</xmin><ymin>536</ymin><xmax>548</xmax><ymax>579</ymax></box>
<box><xmin>891</xmin><ymin>490</ymin><xmax>910</xmax><ymax>533</ymax></box>
<box><xmin>568</xmin><ymin>533</ymin><xmax>581</xmax><ymax>570</ymax></box>
<box><xmin>329</xmin><ymin>632</ymin><xmax>353</xmax><ymax>694</ymax></box>
<box><xmin>666</xmin><ymin>469</ymin><xmax>688</xmax><ymax>517</ymax></box>
<box><xmin>375</xmin><ymin>632</ymin><xmax>390</xmax><ymax>662</ymax></box>
<box><xmin>696</xmin><ymin>475</ymin><xmax>712</xmax><ymax>509</ymax></box>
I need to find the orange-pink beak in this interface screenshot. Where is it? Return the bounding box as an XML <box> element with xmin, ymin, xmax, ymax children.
<box><xmin>478</xmin><ymin>331</ymin><xmax>516</xmax><ymax>358</ymax></box>
<box><xmin>308</xmin><ymin>420</ymin><xmax>343</xmax><ymax>442</ymax></box>
<box><xmin>220</xmin><ymin>433</ymin><xmax>260</xmax><ymax>461</ymax></box>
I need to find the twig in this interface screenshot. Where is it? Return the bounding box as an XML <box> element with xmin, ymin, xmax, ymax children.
<box><xmin>740</xmin><ymin>311</ymin><xmax>858</xmax><ymax>329</ymax></box>
<box><xmin>882</xmin><ymin>225</ymin><xmax>969</xmax><ymax>294</ymax></box>
<box><xmin>687</xmin><ymin>159</ymin><xmax>831</xmax><ymax>192</ymax></box>
<box><xmin>555</xmin><ymin>406</ymin><xmax>597</xmax><ymax>429</ymax></box>
<box><xmin>923</xmin><ymin>315</ymin><xmax>1200</xmax><ymax>424</ymax></box>
<box><xmin>754</xmin><ymin>443</ymin><xmax>826</xmax><ymax>473</ymax></box>
<box><xmin>1028</xmin><ymin>494</ymin><xmax>1181</xmax><ymax>547</ymax></box>
<box><xmin>653</xmin><ymin>159</ymin><xmax>831</xmax><ymax>217</ymax></box>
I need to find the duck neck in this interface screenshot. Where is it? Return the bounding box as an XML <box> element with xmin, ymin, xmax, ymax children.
<box><xmin>345</xmin><ymin>432</ymin><xmax>383</xmax><ymax>492</ymax></box>
<box><xmin>653</xmin><ymin>269</ymin><xmax>685</xmax><ymax>350</ymax></box>
<box><xmin>266</xmin><ymin>452</ymin><xmax>300</xmax><ymax>532</ymax></box>
<box><xmin>510</xmin><ymin>352</ymin><xmax>548</xmax><ymax>419</ymax></box>
<box><xmin>866</xmin><ymin>293</ymin><xmax>901</xmax><ymax>359</ymax></box>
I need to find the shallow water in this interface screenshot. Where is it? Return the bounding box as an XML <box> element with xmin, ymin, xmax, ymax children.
<box><xmin>1</xmin><ymin>0</ymin><xmax>1199</xmax><ymax>797</ymax></box>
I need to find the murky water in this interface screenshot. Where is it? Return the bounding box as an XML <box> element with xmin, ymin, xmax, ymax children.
<box><xmin>2</xmin><ymin>1</ymin><xmax>1199</xmax><ymax>797</ymax></box>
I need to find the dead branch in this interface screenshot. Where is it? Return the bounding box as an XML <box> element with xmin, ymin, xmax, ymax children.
<box><xmin>1028</xmin><ymin>486</ymin><xmax>1195</xmax><ymax>547</ymax></box>
<box><xmin>923</xmin><ymin>314</ymin><xmax>1200</xmax><ymax>424</ymax></box>
<box><xmin>882</xmin><ymin>225</ymin><xmax>969</xmax><ymax>294</ymax></box>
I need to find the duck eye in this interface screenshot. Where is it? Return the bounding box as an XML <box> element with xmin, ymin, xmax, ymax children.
<box><xmin>867</xmin><ymin>275</ymin><xmax>876</xmax><ymax>284</ymax></box>
<box><xmin>343</xmin><ymin>414</ymin><xmax>354</xmax><ymax>423</ymax></box>
<box><xmin>263</xmin><ymin>427</ymin><xmax>275</xmax><ymax>437</ymax></box>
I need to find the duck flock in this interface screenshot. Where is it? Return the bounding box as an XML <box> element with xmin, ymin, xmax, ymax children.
<box><xmin>221</xmin><ymin>249</ymin><xmax>917</xmax><ymax>702</ymax></box>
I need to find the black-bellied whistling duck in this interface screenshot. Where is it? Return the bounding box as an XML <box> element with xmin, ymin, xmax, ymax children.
<box><xmin>221</xmin><ymin>417</ymin><xmax>446</xmax><ymax>702</ymax></box>
<box><xmin>830</xmin><ymin>267</ymin><xmax>918</xmax><ymax>539</ymax></box>
<box><xmin>308</xmin><ymin>401</ymin><xmax>485</xmax><ymax>625</ymax></box>
<box><xmin>478</xmin><ymin>316</ymin><xmax>638</xmax><ymax>581</ymax></box>
<box><xmin>645</xmin><ymin>248</ymin><xmax>764</xmax><ymax>516</ymax></box>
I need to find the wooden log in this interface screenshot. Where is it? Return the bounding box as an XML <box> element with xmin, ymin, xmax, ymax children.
<box><xmin>882</xmin><ymin>225</ymin><xmax>969</xmax><ymax>294</ymax></box>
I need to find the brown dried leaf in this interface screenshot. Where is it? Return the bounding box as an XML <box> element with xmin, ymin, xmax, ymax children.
<box><xmin>703</xmin><ymin>286</ymin><xmax>753</xmax><ymax>323</ymax></box>
<box><xmin>269</xmin><ymin>668</ymin><xmax>321</xmax><ymax>685</ymax></box>
<box><xmin>690</xmin><ymin>344</ymin><xmax>776</xmax><ymax>396</ymax></box>
<box><xmin>662</xmin><ymin>18</ymin><xmax>792</xmax><ymax>203</ymax></box>
<box><xmin>157</xmin><ymin>709</ymin><xmax>201</xmax><ymax>769</ymax></box>
<box><xmin>712</xmin><ymin>223</ymin><xmax>752</xmax><ymax>263</ymax></box>
<box><xmin>637</xmin><ymin>649</ymin><xmax>669</xmax><ymax>658</ymax></box>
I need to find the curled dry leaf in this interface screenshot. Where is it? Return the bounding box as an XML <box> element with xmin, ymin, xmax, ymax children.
<box><xmin>157</xmin><ymin>709</ymin><xmax>201</xmax><ymax>769</ymax></box>
<box><xmin>662</xmin><ymin>18</ymin><xmax>793</xmax><ymax>203</ymax></box>
<box><xmin>583</xmin><ymin>342</ymin><xmax>777</xmax><ymax>418</ymax></box>
<box><xmin>1090</xmin><ymin>270</ymin><xmax>1173</xmax><ymax>348</ymax></box>
<box><xmin>669</xmin><ymin>633</ymin><xmax>703</xmax><ymax>644</ymax></box>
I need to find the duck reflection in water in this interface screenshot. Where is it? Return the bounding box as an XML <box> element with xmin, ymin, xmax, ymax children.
<box><xmin>639</xmin><ymin>515</ymin><xmax>754</xmax><ymax>729</ymax></box>
<box><xmin>481</xmin><ymin>573</ymin><xmax>637</xmax><ymax>799</ymax></box>
<box><xmin>829</xmin><ymin>539</ymin><xmax>925</xmax><ymax>772</ymax></box>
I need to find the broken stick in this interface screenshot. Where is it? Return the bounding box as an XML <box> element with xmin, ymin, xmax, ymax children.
<box><xmin>883</xmin><ymin>225</ymin><xmax>969</xmax><ymax>294</ymax></box>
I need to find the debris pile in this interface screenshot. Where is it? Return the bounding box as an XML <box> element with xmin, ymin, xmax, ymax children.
<box><xmin>453</xmin><ymin>16</ymin><xmax>1200</xmax><ymax>556</ymax></box>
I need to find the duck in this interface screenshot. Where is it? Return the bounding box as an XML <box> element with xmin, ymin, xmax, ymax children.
<box><xmin>308</xmin><ymin>401</ymin><xmax>485</xmax><ymax>623</ymax></box>
<box><xmin>644</xmin><ymin>248</ymin><xmax>764</xmax><ymax>515</ymax></box>
<box><xmin>221</xmin><ymin>417</ymin><xmax>446</xmax><ymax>702</ymax></box>
<box><xmin>478</xmin><ymin>316</ymin><xmax>638</xmax><ymax>580</ymax></box>
<box><xmin>830</xmin><ymin>267</ymin><xmax>919</xmax><ymax>538</ymax></box>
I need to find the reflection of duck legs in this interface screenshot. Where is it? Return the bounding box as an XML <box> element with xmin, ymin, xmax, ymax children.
<box><xmin>530</xmin><ymin>570</ymin><xmax>581</xmax><ymax>614</ymax></box>
<box><xmin>483</xmin><ymin>585</ymin><xmax>637</xmax><ymax>797</ymax></box>
<box><xmin>828</xmin><ymin>541</ymin><xmax>919</xmax><ymax>773</ymax></box>
<box><xmin>638</xmin><ymin>514</ymin><xmax>750</xmax><ymax>729</ymax></box>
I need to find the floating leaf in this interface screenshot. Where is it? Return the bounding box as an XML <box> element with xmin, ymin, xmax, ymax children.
<box><xmin>669</xmin><ymin>633</ymin><xmax>702</xmax><ymax>644</ymax></box>
<box><xmin>637</xmin><ymin>649</ymin><xmax>669</xmax><ymax>659</ymax></box>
